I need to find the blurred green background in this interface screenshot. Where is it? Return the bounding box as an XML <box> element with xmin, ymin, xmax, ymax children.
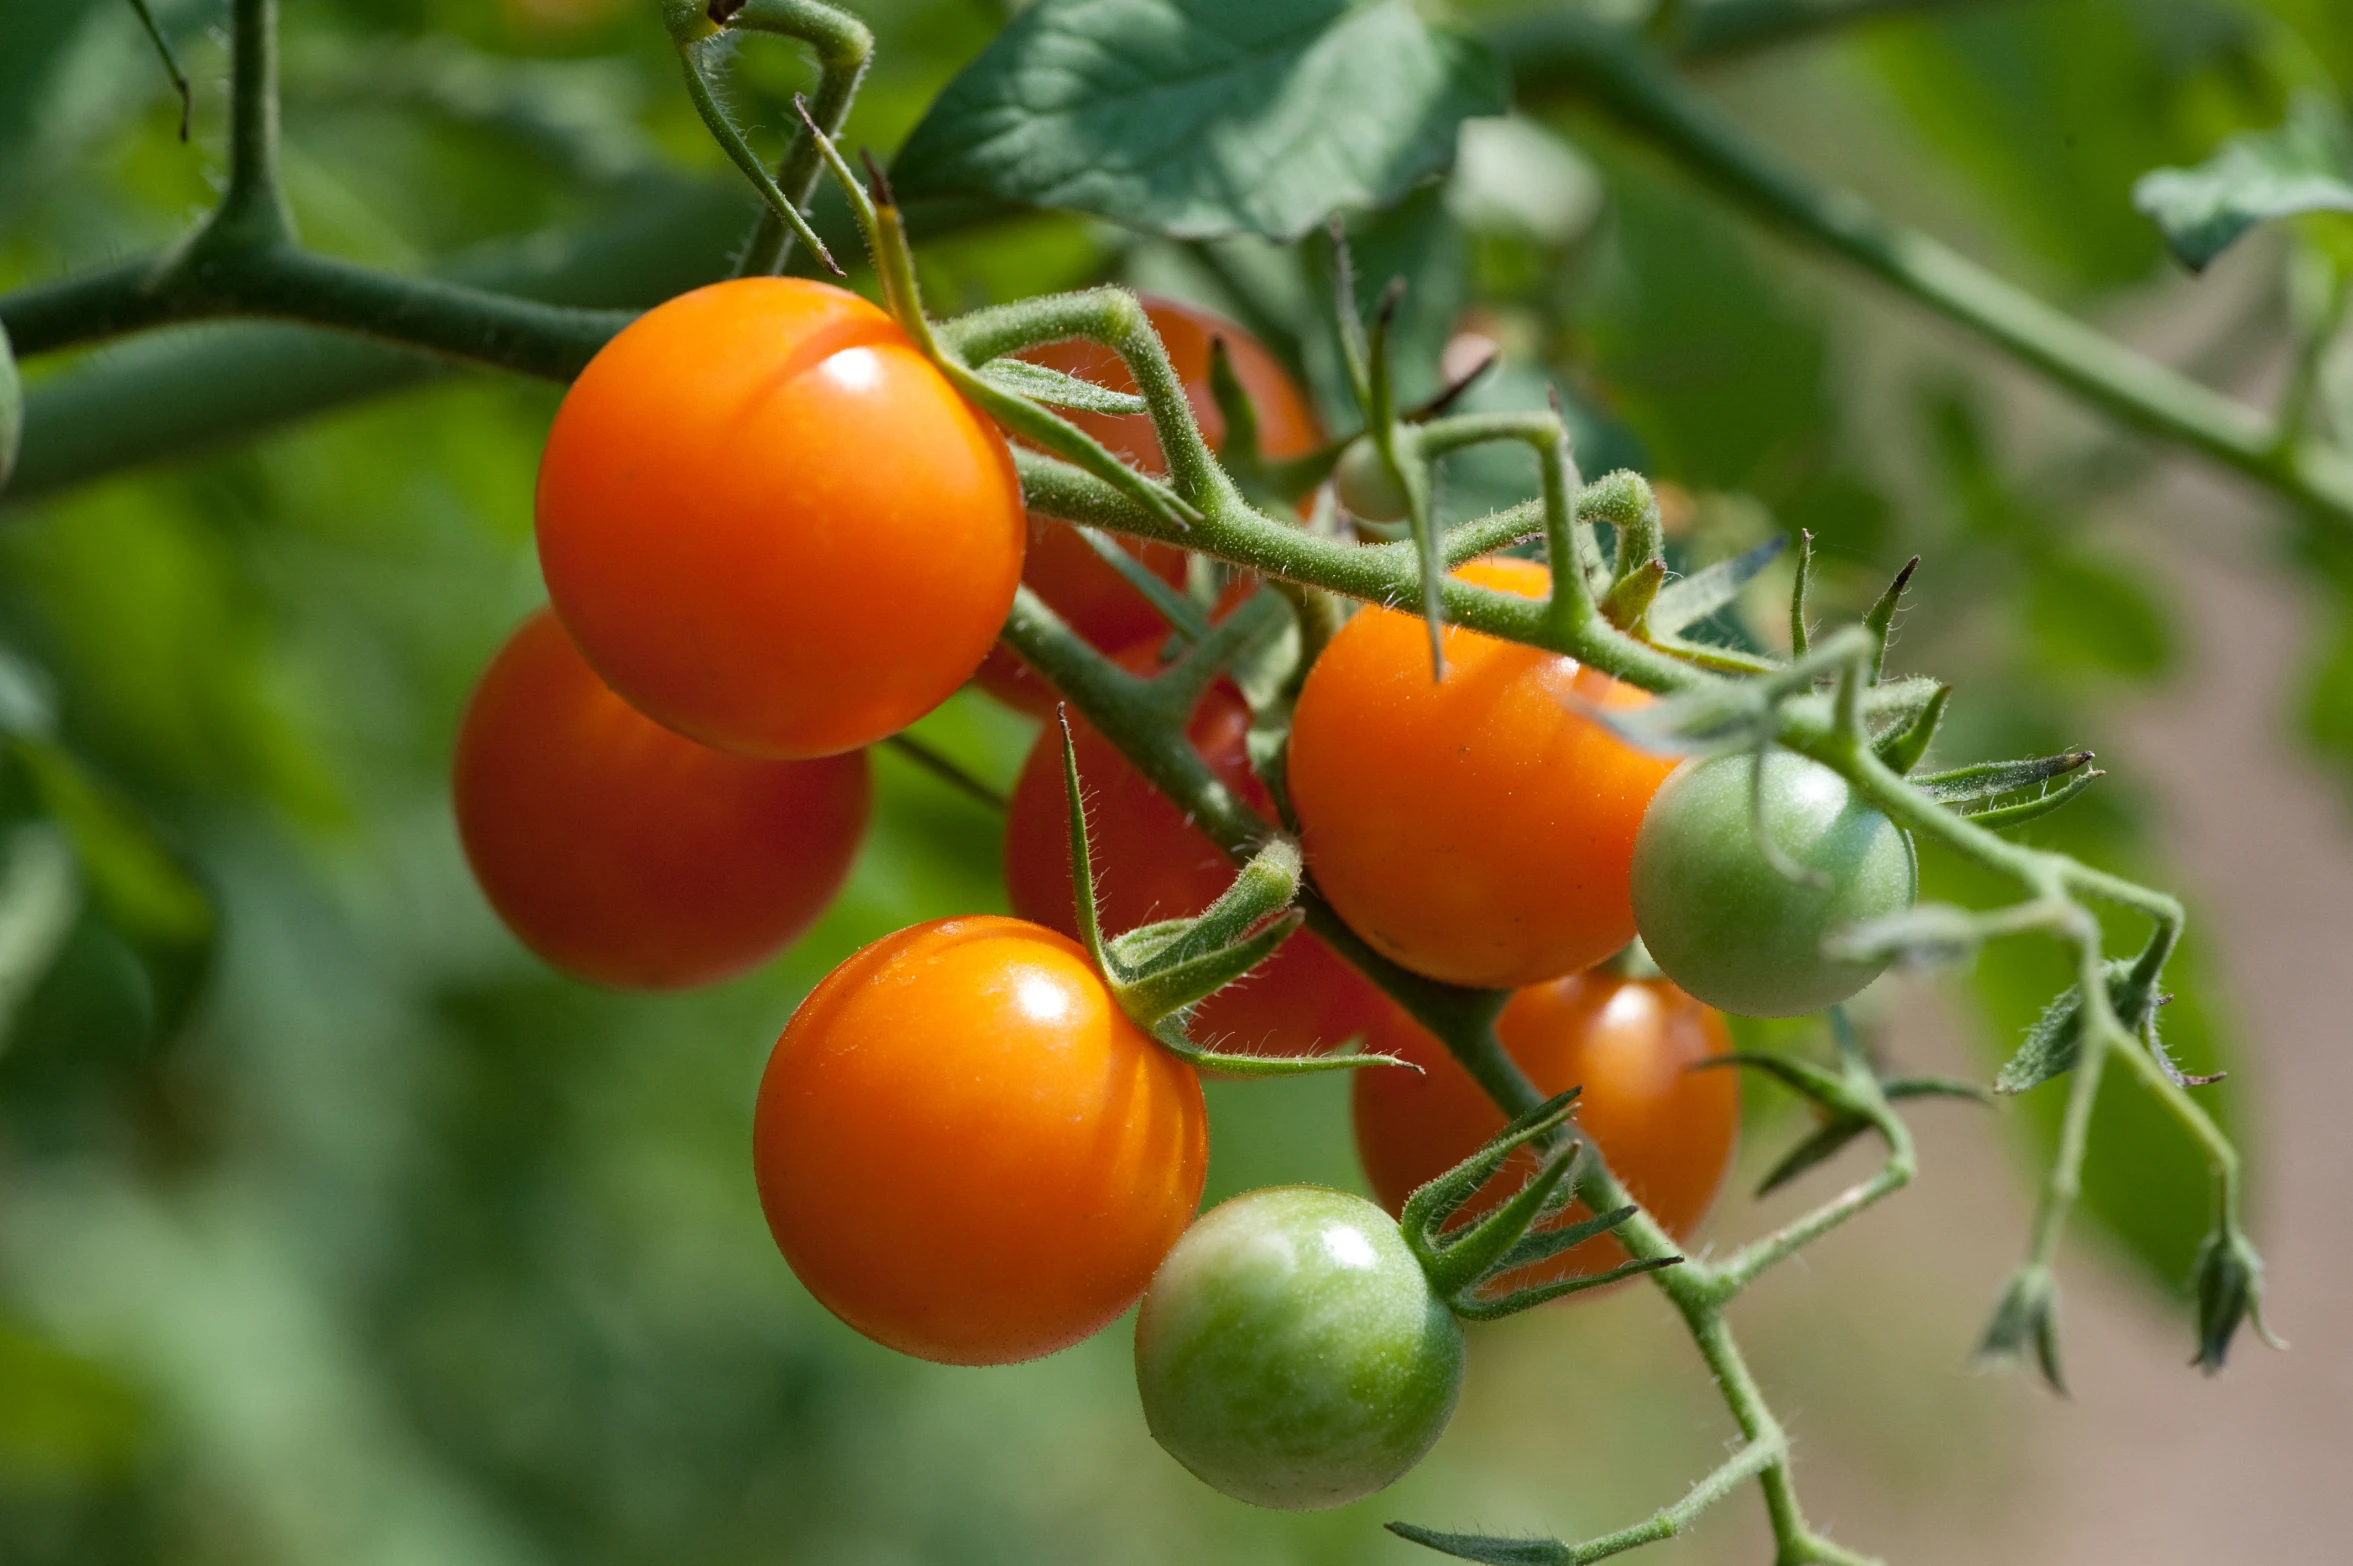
<box><xmin>4</xmin><ymin>0</ymin><xmax>2352</xmax><ymax>1562</ymax></box>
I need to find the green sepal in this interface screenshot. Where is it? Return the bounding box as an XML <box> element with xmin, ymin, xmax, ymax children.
<box><xmin>1384</xmin><ymin>1522</ymin><xmax>1568</xmax><ymax>1566</ymax></box>
<box><xmin>1599</xmin><ymin>557</ymin><xmax>1665</xmax><ymax>633</ymax></box>
<box><xmin>1881</xmin><ymin>1074</ymin><xmax>1995</xmax><ymax>1105</ymax></box>
<box><xmin>1485</xmin><ymin>1201</ymin><xmax>1637</xmax><ymax>1277</ymax></box>
<box><xmin>1788</xmin><ymin>528</ymin><xmax>1814</xmax><ymax>656</ymax></box>
<box><xmin>1960</xmin><ymin>765</ymin><xmax>2105</xmax><ymax>829</ymax></box>
<box><xmin>1993</xmin><ymin>958</ymin><xmax>2161</xmax><ymax>1095</ymax></box>
<box><xmin>1690</xmin><ymin>1049</ymin><xmax>1848</xmax><ymax>1109</ymax></box>
<box><xmin>1872</xmin><ymin>684</ymin><xmax>1948</xmax><ymax>774</ymax></box>
<box><xmin>1419</xmin><ymin>1128</ymin><xmax>1583</xmax><ymax>1299</ymax></box>
<box><xmin>1754</xmin><ymin>1116</ymin><xmax>1873</xmax><ymax>1197</ymax></box>
<box><xmin>1402</xmin><ymin>1089</ymin><xmax>1581</xmax><ymax>1254</ymax></box>
<box><xmin>1862</xmin><ymin>555</ymin><xmax>1919</xmax><ymax>682</ymax></box>
<box><xmin>940</xmin><ymin>357</ymin><xmax>1203</xmax><ymax>534</ymax></box>
<box><xmin>1912</xmin><ymin>750</ymin><xmax>2096</xmax><ymax>808</ymax></box>
<box><xmin>973</xmin><ymin>357</ymin><xmax>1149</xmax><ymax>417</ymax></box>
<box><xmin>2190</xmin><ymin>1216</ymin><xmax>2282</xmax><ymax>1374</ymax></box>
<box><xmin>1116</xmin><ymin>910</ymin><xmax>1304</xmax><ymax>1025</ymax></box>
<box><xmin>1449</xmin><ymin>1253</ymin><xmax>1682</xmax><ymax>1321</ymax></box>
<box><xmin>1976</xmin><ymin>1263</ymin><xmax>2067</xmax><ymax>1395</ymax></box>
<box><xmin>1149</xmin><ymin>1013</ymin><xmax>1411</xmax><ymax>1078</ymax></box>
<box><xmin>1647</xmin><ymin>534</ymin><xmax>1785</xmax><ymax>636</ymax></box>
<box><xmin>1116</xmin><ymin>837</ymin><xmax>1301</xmax><ymax>976</ymax></box>
<box><xmin>1637</xmin><ymin>631</ymin><xmax>1781</xmax><ymax>676</ymax></box>
<box><xmin>1073</xmin><ymin>527</ymin><xmax>1208</xmax><ymax>639</ymax></box>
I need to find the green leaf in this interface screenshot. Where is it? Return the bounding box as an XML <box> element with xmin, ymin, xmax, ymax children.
<box><xmin>2134</xmin><ymin>94</ymin><xmax>2353</xmax><ymax>271</ymax></box>
<box><xmin>1649</xmin><ymin>534</ymin><xmax>1785</xmax><ymax>636</ymax></box>
<box><xmin>890</xmin><ymin>0</ymin><xmax>1507</xmax><ymax>242</ymax></box>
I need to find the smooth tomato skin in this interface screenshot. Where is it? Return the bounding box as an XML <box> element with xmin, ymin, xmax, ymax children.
<box><xmin>537</xmin><ymin>277</ymin><xmax>1025</xmax><ymax>758</ymax></box>
<box><xmin>974</xmin><ymin>297</ymin><xmax>1322</xmax><ymax>714</ymax></box>
<box><xmin>754</xmin><ymin>916</ymin><xmax>1208</xmax><ymax>1366</ymax></box>
<box><xmin>1352</xmin><ymin>974</ymin><xmax>1736</xmax><ymax>1289</ymax></box>
<box><xmin>1134</xmin><ymin>1186</ymin><xmax>1463</xmax><ymax>1511</ymax></box>
<box><xmin>453</xmin><ymin>610</ymin><xmax>869</xmax><ymax>990</ymax></box>
<box><xmin>1001</xmin><ymin>646</ymin><xmax>1386</xmax><ymax>1059</ymax></box>
<box><xmin>1632</xmin><ymin>750</ymin><xmax>1918</xmax><ymax>1017</ymax></box>
<box><xmin>1286</xmin><ymin>557</ymin><xmax>1677</xmax><ymax>989</ymax></box>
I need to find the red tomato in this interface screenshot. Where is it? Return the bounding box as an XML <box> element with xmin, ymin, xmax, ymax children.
<box><xmin>1352</xmin><ymin>973</ymin><xmax>1736</xmax><ymax>1289</ymax></box>
<box><xmin>453</xmin><ymin>610</ymin><xmax>869</xmax><ymax>989</ymax></box>
<box><xmin>1285</xmin><ymin>557</ymin><xmax>1676</xmax><ymax>988</ymax></box>
<box><xmin>1001</xmin><ymin>643</ymin><xmax>1386</xmax><ymax>1060</ymax></box>
<box><xmin>975</xmin><ymin>297</ymin><xmax>1323</xmax><ymax>714</ymax></box>
<box><xmin>754</xmin><ymin>916</ymin><xmax>1208</xmax><ymax>1365</ymax></box>
<box><xmin>537</xmin><ymin>277</ymin><xmax>1025</xmax><ymax>758</ymax></box>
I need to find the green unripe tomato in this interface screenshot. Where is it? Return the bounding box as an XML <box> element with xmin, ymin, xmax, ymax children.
<box><xmin>1332</xmin><ymin>437</ymin><xmax>1410</xmax><ymax>523</ymax></box>
<box><xmin>1630</xmin><ymin>749</ymin><xmax>1916</xmax><ymax>1018</ymax></box>
<box><xmin>1133</xmin><ymin>1186</ymin><xmax>1463</xmax><ymax>1511</ymax></box>
<box><xmin>0</xmin><ymin>322</ymin><xmax>21</xmax><ymax>495</ymax></box>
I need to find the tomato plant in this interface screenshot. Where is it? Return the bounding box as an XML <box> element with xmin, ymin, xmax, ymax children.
<box><xmin>1353</xmin><ymin>972</ymin><xmax>1737</xmax><ymax>1287</ymax></box>
<box><xmin>536</xmin><ymin>276</ymin><xmax>1026</xmax><ymax>759</ymax></box>
<box><xmin>1003</xmin><ymin>641</ymin><xmax>1385</xmax><ymax>1059</ymax></box>
<box><xmin>1133</xmin><ymin>1186</ymin><xmax>1464</xmax><ymax>1511</ymax></box>
<box><xmin>5</xmin><ymin>0</ymin><xmax>2289</xmax><ymax>1560</ymax></box>
<box><xmin>452</xmin><ymin>609</ymin><xmax>870</xmax><ymax>989</ymax></box>
<box><xmin>752</xmin><ymin>916</ymin><xmax>1207</xmax><ymax>1366</ymax></box>
<box><xmin>1287</xmin><ymin>556</ymin><xmax>1677</xmax><ymax>989</ymax></box>
<box><xmin>974</xmin><ymin>296</ymin><xmax>1323</xmax><ymax>713</ymax></box>
<box><xmin>1632</xmin><ymin>751</ymin><xmax>1919</xmax><ymax>1018</ymax></box>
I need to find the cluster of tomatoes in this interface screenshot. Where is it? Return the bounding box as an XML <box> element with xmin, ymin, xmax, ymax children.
<box><xmin>450</xmin><ymin>276</ymin><xmax>1917</xmax><ymax>1510</ymax></box>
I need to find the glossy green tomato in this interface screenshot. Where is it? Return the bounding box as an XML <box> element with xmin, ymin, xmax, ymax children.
<box><xmin>1630</xmin><ymin>749</ymin><xmax>1917</xmax><ymax>1017</ymax></box>
<box><xmin>1133</xmin><ymin>1186</ymin><xmax>1463</xmax><ymax>1511</ymax></box>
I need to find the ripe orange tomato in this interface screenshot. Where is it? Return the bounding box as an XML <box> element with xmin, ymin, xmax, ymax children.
<box><xmin>1352</xmin><ymin>973</ymin><xmax>1736</xmax><ymax>1289</ymax></box>
<box><xmin>1285</xmin><ymin>557</ymin><xmax>1675</xmax><ymax>988</ymax></box>
<box><xmin>754</xmin><ymin>916</ymin><xmax>1208</xmax><ymax>1365</ymax></box>
<box><xmin>1002</xmin><ymin>643</ymin><xmax>1386</xmax><ymax>1060</ymax></box>
<box><xmin>453</xmin><ymin>610</ymin><xmax>870</xmax><ymax>990</ymax></box>
<box><xmin>975</xmin><ymin>297</ymin><xmax>1323</xmax><ymax>714</ymax></box>
<box><xmin>537</xmin><ymin>277</ymin><xmax>1025</xmax><ymax>758</ymax></box>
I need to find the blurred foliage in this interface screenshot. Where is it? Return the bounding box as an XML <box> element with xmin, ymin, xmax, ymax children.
<box><xmin>0</xmin><ymin>0</ymin><xmax>2337</xmax><ymax>1560</ymax></box>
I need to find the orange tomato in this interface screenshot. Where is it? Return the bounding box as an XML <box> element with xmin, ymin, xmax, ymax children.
<box><xmin>453</xmin><ymin>610</ymin><xmax>869</xmax><ymax>989</ymax></box>
<box><xmin>1001</xmin><ymin>643</ymin><xmax>1386</xmax><ymax>1059</ymax></box>
<box><xmin>975</xmin><ymin>297</ymin><xmax>1323</xmax><ymax>713</ymax></box>
<box><xmin>1285</xmin><ymin>557</ymin><xmax>1676</xmax><ymax>988</ymax></box>
<box><xmin>754</xmin><ymin>917</ymin><xmax>1208</xmax><ymax>1365</ymax></box>
<box><xmin>1352</xmin><ymin>973</ymin><xmax>1736</xmax><ymax>1289</ymax></box>
<box><xmin>537</xmin><ymin>277</ymin><xmax>1025</xmax><ymax>758</ymax></box>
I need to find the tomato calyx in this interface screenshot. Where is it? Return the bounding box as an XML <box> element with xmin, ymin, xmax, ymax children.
<box><xmin>1398</xmin><ymin>1090</ymin><xmax>1679</xmax><ymax>1320</ymax></box>
<box><xmin>1050</xmin><ymin>711</ymin><xmax>1405</xmax><ymax>1080</ymax></box>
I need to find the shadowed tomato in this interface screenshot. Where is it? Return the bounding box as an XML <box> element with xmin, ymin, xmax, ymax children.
<box><xmin>1003</xmin><ymin>642</ymin><xmax>1386</xmax><ymax>1060</ymax></box>
<box><xmin>1352</xmin><ymin>973</ymin><xmax>1736</xmax><ymax>1290</ymax></box>
<box><xmin>976</xmin><ymin>297</ymin><xmax>1323</xmax><ymax>713</ymax></box>
<box><xmin>537</xmin><ymin>276</ymin><xmax>1025</xmax><ymax>758</ymax></box>
<box><xmin>453</xmin><ymin>609</ymin><xmax>869</xmax><ymax>989</ymax></box>
<box><xmin>1286</xmin><ymin>557</ymin><xmax>1676</xmax><ymax>988</ymax></box>
<box><xmin>754</xmin><ymin>916</ymin><xmax>1207</xmax><ymax>1365</ymax></box>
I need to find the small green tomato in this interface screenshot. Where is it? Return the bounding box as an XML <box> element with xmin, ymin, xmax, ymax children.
<box><xmin>1332</xmin><ymin>437</ymin><xmax>1410</xmax><ymax>523</ymax></box>
<box><xmin>1630</xmin><ymin>748</ymin><xmax>1917</xmax><ymax>1018</ymax></box>
<box><xmin>1133</xmin><ymin>1185</ymin><xmax>1463</xmax><ymax>1511</ymax></box>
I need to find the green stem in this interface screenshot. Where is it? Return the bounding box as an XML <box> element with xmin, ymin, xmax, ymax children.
<box><xmin>212</xmin><ymin>0</ymin><xmax>292</xmax><ymax>246</ymax></box>
<box><xmin>1497</xmin><ymin>14</ymin><xmax>2353</xmax><ymax>535</ymax></box>
<box><xmin>723</xmin><ymin>0</ymin><xmax>873</xmax><ymax>278</ymax></box>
